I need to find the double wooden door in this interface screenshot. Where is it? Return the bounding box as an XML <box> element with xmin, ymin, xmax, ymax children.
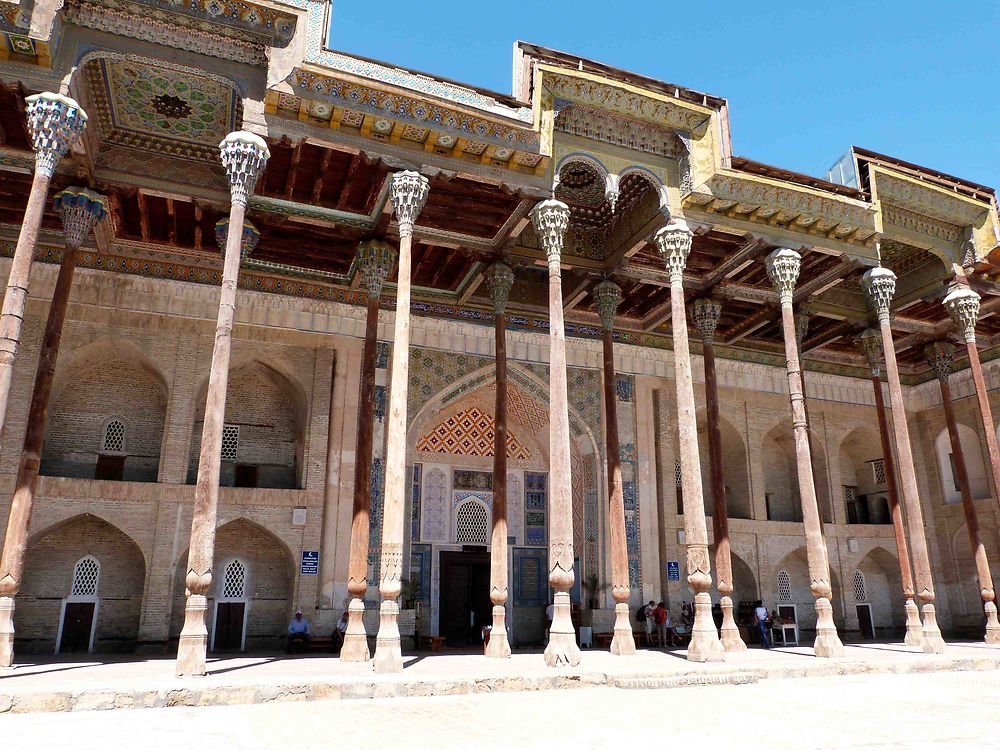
<box><xmin>60</xmin><ymin>602</ymin><xmax>96</xmax><ymax>653</ymax></box>
<box><xmin>214</xmin><ymin>602</ymin><xmax>246</xmax><ymax>651</ymax></box>
<box><xmin>440</xmin><ymin>551</ymin><xmax>491</xmax><ymax>647</ymax></box>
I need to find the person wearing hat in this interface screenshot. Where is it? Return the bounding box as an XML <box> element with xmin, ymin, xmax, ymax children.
<box><xmin>287</xmin><ymin>609</ymin><xmax>311</xmax><ymax>654</ymax></box>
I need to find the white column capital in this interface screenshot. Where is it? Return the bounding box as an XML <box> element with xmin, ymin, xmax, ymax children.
<box><xmin>690</xmin><ymin>298</ymin><xmax>721</xmax><ymax>342</ymax></box>
<box><xmin>653</xmin><ymin>218</ymin><xmax>693</xmax><ymax>282</ymax></box>
<box><xmin>219</xmin><ymin>131</ymin><xmax>270</xmax><ymax>207</ymax></box>
<box><xmin>25</xmin><ymin>93</ymin><xmax>88</xmax><ymax>178</ymax></box>
<box><xmin>355</xmin><ymin>239</ymin><xmax>398</xmax><ymax>300</ymax></box>
<box><xmin>924</xmin><ymin>340</ymin><xmax>956</xmax><ymax>383</ymax></box>
<box><xmin>943</xmin><ymin>285</ymin><xmax>981</xmax><ymax>343</ymax></box>
<box><xmin>594</xmin><ymin>279</ymin><xmax>623</xmax><ymax>331</ymax></box>
<box><xmin>857</xmin><ymin>328</ymin><xmax>882</xmax><ymax>377</ymax></box>
<box><xmin>530</xmin><ymin>199</ymin><xmax>571</xmax><ymax>262</ymax></box>
<box><xmin>390</xmin><ymin>171</ymin><xmax>430</xmax><ymax>238</ymax></box>
<box><xmin>485</xmin><ymin>261</ymin><xmax>515</xmax><ymax>315</ymax></box>
<box><xmin>861</xmin><ymin>266</ymin><xmax>897</xmax><ymax>323</ymax></box>
<box><xmin>765</xmin><ymin>248</ymin><xmax>801</xmax><ymax>305</ymax></box>
<box><xmin>53</xmin><ymin>187</ymin><xmax>107</xmax><ymax>248</ymax></box>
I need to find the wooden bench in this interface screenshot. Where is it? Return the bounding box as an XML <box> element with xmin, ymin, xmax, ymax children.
<box><xmin>419</xmin><ymin>635</ymin><xmax>447</xmax><ymax>652</ymax></box>
<box><xmin>305</xmin><ymin>636</ymin><xmax>335</xmax><ymax>653</ymax></box>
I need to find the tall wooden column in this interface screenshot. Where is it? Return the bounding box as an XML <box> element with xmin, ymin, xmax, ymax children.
<box><xmin>654</xmin><ymin>220</ymin><xmax>724</xmax><ymax>663</ymax></box>
<box><xmin>342</xmin><ymin>240</ymin><xmax>397</xmax><ymax>662</ymax></box>
<box><xmin>176</xmin><ymin>132</ymin><xmax>268</xmax><ymax>677</ymax></box>
<box><xmin>485</xmin><ymin>262</ymin><xmax>514</xmax><ymax>659</ymax></box>
<box><xmin>925</xmin><ymin>341</ymin><xmax>1000</xmax><ymax>643</ymax></box>
<box><xmin>862</xmin><ymin>264</ymin><xmax>946</xmax><ymax>653</ymax></box>
<box><xmin>765</xmin><ymin>249</ymin><xmax>844</xmax><ymax>657</ymax></box>
<box><xmin>531</xmin><ymin>199</ymin><xmax>581</xmax><ymax>668</ymax></box>
<box><xmin>0</xmin><ymin>187</ymin><xmax>106</xmax><ymax>668</ymax></box>
<box><xmin>944</xmin><ymin>286</ymin><xmax>1000</xmax><ymax>517</ymax></box>
<box><xmin>857</xmin><ymin>329</ymin><xmax>922</xmax><ymax>646</ymax></box>
<box><xmin>373</xmin><ymin>171</ymin><xmax>429</xmax><ymax>674</ymax></box>
<box><xmin>691</xmin><ymin>298</ymin><xmax>746</xmax><ymax>653</ymax></box>
<box><xmin>594</xmin><ymin>279</ymin><xmax>636</xmax><ymax>656</ymax></box>
<box><xmin>0</xmin><ymin>94</ymin><xmax>87</xmax><ymax>443</ymax></box>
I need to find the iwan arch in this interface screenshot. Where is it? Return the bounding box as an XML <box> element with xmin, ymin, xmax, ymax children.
<box><xmin>0</xmin><ymin>0</ymin><xmax>999</xmax><ymax>675</ymax></box>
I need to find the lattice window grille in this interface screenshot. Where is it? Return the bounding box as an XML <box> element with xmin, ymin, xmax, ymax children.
<box><xmin>71</xmin><ymin>556</ymin><xmax>100</xmax><ymax>597</ymax></box>
<box><xmin>777</xmin><ymin>570</ymin><xmax>791</xmax><ymax>601</ymax></box>
<box><xmin>871</xmin><ymin>459</ymin><xmax>886</xmax><ymax>485</ymax></box>
<box><xmin>674</xmin><ymin>461</ymin><xmax>682</xmax><ymax>488</ymax></box>
<box><xmin>222</xmin><ymin>559</ymin><xmax>246</xmax><ymax>599</ymax></box>
<box><xmin>844</xmin><ymin>485</ymin><xmax>856</xmax><ymax>503</ymax></box>
<box><xmin>853</xmin><ymin>570</ymin><xmax>867</xmax><ymax>602</ymax></box>
<box><xmin>221</xmin><ymin>424</ymin><xmax>239</xmax><ymax>462</ymax></box>
<box><xmin>102</xmin><ymin>419</ymin><xmax>125</xmax><ymax>454</ymax></box>
<box><xmin>455</xmin><ymin>501</ymin><xmax>489</xmax><ymax>545</ymax></box>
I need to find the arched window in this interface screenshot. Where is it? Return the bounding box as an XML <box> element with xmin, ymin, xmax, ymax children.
<box><xmin>777</xmin><ymin>570</ymin><xmax>791</xmax><ymax>601</ymax></box>
<box><xmin>221</xmin><ymin>559</ymin><xmax>247</xmax><ymax>600</ymax></box>
<box><xmin>853</xmin><ymin>570</ymin><xmax>867</xmax><ymax>602</ymax></box>
<box><xmin>101</xmin><ymin>419</ymin><xmax>126</xmax><ymax>454</ymax></box>
<box><xmin>71</xmin><ymin>556</ymin><xmax>100</xmax><ymax>598</ymax></box>
<box><xmin>455</xmin><ymin>501</ymin><xmax>489</xmax><ymax>545</ymax></box>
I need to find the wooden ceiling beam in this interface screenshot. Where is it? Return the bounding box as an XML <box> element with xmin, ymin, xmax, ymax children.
<box><xmin>284</xmin><ymin>141</ymin><xmax>303</xmax><ymax>200</ymax></box>
<box><xmin>310</xmin><ymin>147</ymin><xmax>333</xmax><ymax>204</ymax></box>
<box><xmin>137</xmin><ymin>191</ymin><xmax>149</xmax><ymax>242</ymax></box>
<box><xmin>193</xmin><ymin>201</ymin><xmax>203</xmax><ymax>251</ymax></box>
<box><xmin>166</xmin><ymin>198</ymin><xmax>176</xmax><ymax>245</ymax></box>
<box><xmin>793</xmin><ymin>256</ymin><xmax>862</xmax><ymax>302</ymax></box>
<box><xmin>562</xmin><ymin>273</ymin><xmax>592</xmax><ymax>312</ymax></box>
<box><xmin>697</xmin><ymin>236</ymin><xmax>769</xmax><ymax>291</ymax></box>
<box><xmin>720</xmin><ymin>304</ymin><xmax>778</xmax><ymax>344</ymax></box>
<box><xmin>336</xmin><ymin>153</ymin><xmax>361</xmax><ymax>209</ymax></box>
<box><xmin>606</xmin><ymin>213</ymin><xmax>666</xmax><ymax>272</ymax></box>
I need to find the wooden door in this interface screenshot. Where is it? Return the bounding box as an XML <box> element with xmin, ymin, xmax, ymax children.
<box><xmin>441</xmin><ymin>562</ymin><xmax>471</xmax><ymax>645</ymax></box>
<box><xmin>214</xmin><ymin>602</ymin><xmax>246</xmax><ymax>651</ymax></box>
<box><xmin>61</xmin><ymin>602</ymin><xmax>95</xmax><ymax>653</ymax></box>
<box><xmin>857</xmin><ymin>604</ymin><xmax>875</xmax><ymax>639</ymax></box>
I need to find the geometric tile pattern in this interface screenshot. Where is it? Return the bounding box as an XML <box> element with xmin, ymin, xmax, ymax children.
<box><xmin>71</xmin><ymin>557</ymin><xmax>100</xmax><ymax>597</ymax></box>
<box><xmin>777</xmin><ymin>570</ymin><xmax>791</xmax><ymax>601</ymax></box>
<box><xmin>416</xmin><ymin>406</ymin><xmax>530</xmax><ymax>460</ymax></box>
<box><xmin>853</xmin><ymin>570</ymin><xmax>867</xmax><ymax>602</ymax></box>
<box><xmin>489</xmin><ymin>381</ymin><xmax>547</xmax><ymax>433</ymax></box>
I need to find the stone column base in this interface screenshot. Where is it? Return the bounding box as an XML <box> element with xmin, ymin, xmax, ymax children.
<box><xmin>340</xmin><ymin>597</ymin><xmax>370</xmax><ymax>662</ymax></box>
<box><xmin>920</xmin><ymin>603</ymin><xmax>946</xmax><ymax>654</ymax></box>
<box><xmin>610</xmin><ymin>602</ymin><xmax>636</xmax><ymax>656</ymax></box>
<box><xmin>719</xmin><ymin>596</ymin><xmax>747</xmax><ymax>653</ymax></box>
<box><xmin>985</xmin><ymin>601</ymin><xmax>1000</xmax><ymax>645</ymax></box>
<box><xmin>373</xmin><ymin>599</ymin><xmax>402</xmax><ymax>674</ymax></box>
<box><xmin>0</xmin><ymin>595</ymin><xmax>15</xmax><ymax>668</ymax></box>
<box><xmin>813</xmin><ymin>597</ymin><xmax>844</xmax><ymax>658</ymax></box>
<box><xmin>903</xmin><ymin>599</ymin><xmax>924</xmax><ymax>648</ymax></box>
<box><xmin>484</xmin><ymin>605</ymin><xmax>511</xmax><ymax>658</ymax></box>
<box><xmin>175</xmin><ymin>594</ymin><xmax>208</xmax><ymax>677</ymax></box>
<box><xmin>544</xmin><ymin>592</ymin><xmax>581</xmax><ymax>667</ymax></box>
<box><xmin>687</xmin><ymin>592</ymin><xmax>724</xmax><ymax>662</ymax></box>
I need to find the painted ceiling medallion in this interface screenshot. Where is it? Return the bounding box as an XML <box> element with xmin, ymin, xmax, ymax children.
<box><xmin>152</xmin><ymin>93</ymin><xmax>193</xmax><ymax>120</ymax></box>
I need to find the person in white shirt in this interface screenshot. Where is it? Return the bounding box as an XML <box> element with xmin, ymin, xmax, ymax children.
<box><xmin>287</xmin><ymin>609</ymin><xmax>311</xmax><ymax>653</ymax></box>
<box><xmin>753</xmin><ymin>600</ymin><xmax>770</xmax><ymax>649</ymax></box>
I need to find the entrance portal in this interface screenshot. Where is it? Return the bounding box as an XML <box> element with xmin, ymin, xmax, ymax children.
<box><xmin>440</xmin><ymin>549</ymin><xmax>491</xmax><ymax>647</ymax></box>
<box><xmin>59</xmin><ymin>602</ymin><xmax>96</xmax><ymax>653</ymax></box>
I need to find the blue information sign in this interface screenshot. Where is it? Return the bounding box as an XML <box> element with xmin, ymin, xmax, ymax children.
<box><xmin>667</xmin><ymin>561</ymin><xmax>680</xmax><ymax>581</ymax></box>
<box><xmin>301</xmin><ymin>550</ymin><xmax>319</xmax><ymax>575</ymax></box>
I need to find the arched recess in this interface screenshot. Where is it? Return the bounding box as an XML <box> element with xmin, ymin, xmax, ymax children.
<box><xmin>188</xmin><ymin>359</ymin><xmax>308</xmax><ymax>489</ymax></box>
<box><xmin>770</xmin><ymin>547</ymin><xmax>844</xmax><ymax>632</ymax></box>
<box><xmin>42</xmin><ymin>338</ymin><xmax>168</xmax><ymax>482</ymax></box>
<box><xmin>169</xmin><ymin>518</ymin><xmax>294</xmax><ymax>651</ymax></box>
<box><xmin>697</xmin><ymin>409</ymin><xmax>752</xmax><ymax>520</ymax></box>
<box><xmin>730</xmin><ymin>551</ymin><xmax>759</xmax><ymax>602</ymax></box>
<box><xmin>17</xmin><ymin>514</ymin><xmax>146</xmax><ymax>654</ymax></box>
<box><xmin>935</xmin><ymin>424</ymin><xmax>989</xmax><ymax>504</ymax></box>
<box><xmin>948</xmin><ymin>519</ymin><xmax>1000</xmax><ymax>628</ymax></box>
<box><xmin>761</xmin><ymin>425</ymin><xmax>800</xmax><ymax>522</ymax></box>
<box><xmin>839</xmin><ymin>426</ymin><xmax>890</xmax><ymax>524</ymax></box>
<box><xmin>854</xmin><ymin>547</ymin><xmax>905</xmax><ymax>632</ymax></box>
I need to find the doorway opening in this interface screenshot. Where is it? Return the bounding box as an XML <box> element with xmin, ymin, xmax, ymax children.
<box><xmin>856</xmin><ymin>603</ymin><xmax>875</xmax><ymax>639</ymax></box>
<box><xmin>439</xmin><ymin>549</ymin><xmax>491</xmax><ymax>647</ymax></box>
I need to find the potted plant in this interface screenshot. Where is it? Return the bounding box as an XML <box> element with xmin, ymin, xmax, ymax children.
<box><xmin>581</xmin><ymin>572</ymin><xmax>607</xmax><ymax>610</ymax></box>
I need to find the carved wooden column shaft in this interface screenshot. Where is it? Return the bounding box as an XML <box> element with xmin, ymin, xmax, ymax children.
<box><xmin>594</xmin><ymin>279</ymin><xmax>635</xmax><ymax>656</ymax></box>
<box><xmin>0</xmin><ymin>188</ymin><xmax>106</xmax><ymax>668</ymax></box>
<box><xmin>857</xmin><ymin>329</ymin><xmax>922</xmax><ymax>646</ymax></box>
<box><xmin>484</xmin><ymin>262</ymin><xmax>514</xmax><ymax>659</ymax></box>
<box><xmin>373</xmin><ymin>171</ymin><xmax>429</xmax><ymax>674</ymax></box>
<box><xmin>176</xmin><ymin>132</ymin><xmax>268</xmax><ymax>677</ymax></box>
<box><xmin>944</xmin><ymin>286</ymin><xmax>1000</xmax><ymax>515</ymax></box>
<box><xmin>654</xmin><ymin>220</ymin><xmax>724</xmax><ymax>662</ymax></box>
<box><xmin>691</xmin><ymin>297</ymin><xmax>746</xmax><ymax>652</ymax></box>
<box><xmin>925</xmin><ymin>340</ymin><xmax>1000</xmax><ymax>643</ymax></box>
<box><xmin>862</xmin><ymin>264</ymin><xmax>945</xmax><ymax>653</ymax></box>
<box><xmin>342</xmin><ymin>240</ymin><xmax>397</xmax><ymax>662</ymax></box>
<box><xmin>531</xmin><ymin>199</ymin><xmax>581</xmax><ymax>667</ymax></box>
<box><xmin>766</xmin><ymin>248</ymin><xmax>843</xmax><ymax>657</ymax></box>
<box><xmin>0</xmin><ymin>94</ymin><xmax>87</xmax><ymax>444</ymax></box>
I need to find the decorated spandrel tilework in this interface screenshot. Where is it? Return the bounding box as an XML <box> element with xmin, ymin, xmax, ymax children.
<box><xmin>407</xmin><ymin>348</ymin><xmax>492</xmax><ymax>424</ymax></box>
<box><xmin>421</xmin><ymin>467</ymin><xmax>448</xmax><ymax>543</ymax></box>
<box><xmin>416</xmin><ymin>406</ymin><xmax>531</xmax><ymax>460</ymax></box>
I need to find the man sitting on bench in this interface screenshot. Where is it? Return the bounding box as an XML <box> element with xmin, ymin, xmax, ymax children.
<box><xmin>287</xmin><ymin>609</ymin><xmax>311</xmax><ymax>654</ymax></box>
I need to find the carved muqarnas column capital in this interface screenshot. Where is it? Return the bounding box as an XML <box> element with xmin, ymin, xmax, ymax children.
<box><xmin>530</xmin><ymin>199</ymin><xmax>571</xmax><ymax>261</ymax></box>
<box><xmin>691</xmin><ymin>298</ymin><xmax>721</xmax><ymax>343</ymax></box>
<box><xmin>943</xmin><ymin>285</ymin><xmax>981</xmax><ymax>344</ymax></box>
<box><xmin>26</xmin><ymin>93</ymin><xmax>88</xmax><ymax>178</ymax></box>
<box><xmin>924</xmin><ymin>340</ymin><xmax>956</xmax><ymax>384</ymax></box>
<box><xmin>214</xmin><ymin>218</ymin><xmax>260</xmax><ymax>260</ymax></box>
<box><xmin>765</xmin><ymin>248</ymin><xmax>801</xmax><ymax>303</ymax></box>
<box><xmin>857</xmin><ymin>328</ymin><xmax>883</xmax><ymax>377</ymax></box>
<box><xmin>53</xmin><ymin>187</ymin><xmax>107</xmax><ymax>248</ymax></box>
<box><xmin>485</xmin><ymin>261</ymin><xmax>515</xmax><ymax>315</ymax></box>
<box><xmin>356</xmin><ymin>239</ymin><xmax>398</xmax><ymax>300</ymax></box>
<box><xmin>594</xmin><ymin>279</ymin><xmax>623</xmax><ymax>332</ymax></box>
<box><xmin>862</xmin><ymin>266</ymin><xmax>897</xmax><ymax>322</ymax></box>
<box><xmin>653</xmin><ymin>218</ymin><xmax>694</xmax><ymax>281</ymax></box>
<box><xmin>219</xmin><ymin>131</ymin><xmax>270</xmax><ymax>207</ymax></box>
<box><xmin>390</xmin><ymin>171</ymin><xmax>430</xmax><ymax>238</ymax></box>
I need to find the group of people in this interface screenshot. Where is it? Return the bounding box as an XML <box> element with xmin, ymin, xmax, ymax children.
<box><xmin>637</xmin><ymin>600</ymin><xmax>687</xmax><ymax>647</ymax></box>
<box><xmin>285</xmin><ymin>609</ymin><xmax>350</xmax><ymax>654</ymax></box>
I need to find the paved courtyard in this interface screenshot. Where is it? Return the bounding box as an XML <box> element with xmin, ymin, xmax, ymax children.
<box><xmin>4</xmin><ymin>669</ymin><xmax>999</xmax><ymax>749</ymax></box>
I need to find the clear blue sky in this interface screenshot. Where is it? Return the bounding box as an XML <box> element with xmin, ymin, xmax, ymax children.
<box><xmin>328</xmin><ymin>1</ymin><xmax>999</xmax><ymax>188</ymax></box>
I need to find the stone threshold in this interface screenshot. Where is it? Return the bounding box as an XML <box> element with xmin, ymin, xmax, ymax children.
<box><xmin>2</xmin><ymin>650</ymin><xmax>999</xmax><ymax>714</ymax></box>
